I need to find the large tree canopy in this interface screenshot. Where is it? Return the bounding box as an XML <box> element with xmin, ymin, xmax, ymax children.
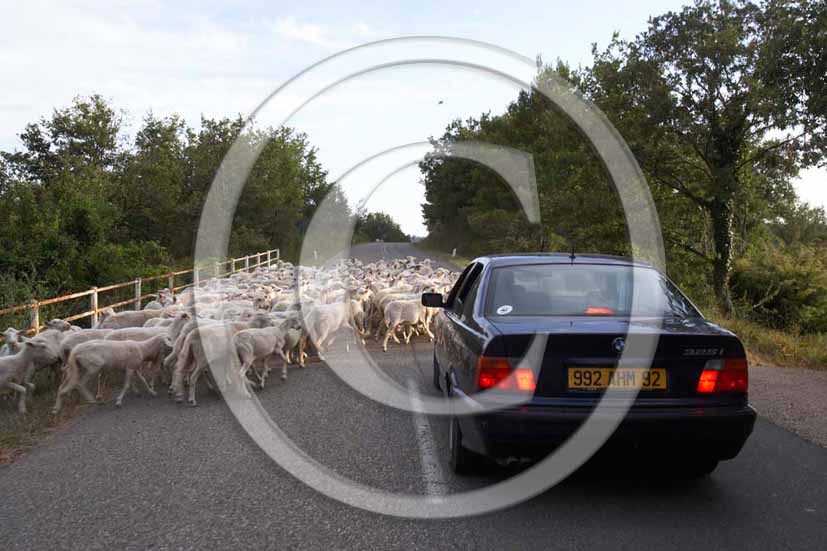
<box><xmin>581</xmin><ymin>0</ymin><xmax>827</xmax><ymax>313</ymax></box>
<box><xmin>422</xmin><ymin>0</ymin><xmax>827</xmax><ymax>320</ymax></box>
<box><xmin>0</xmin><ymin>95</ymin><xmax>356</xmax><ymax>304</ymax></box>
<box><xmin>354</xmin><ymin>211</ymin><xmax>408</xmax><ymax>243</ymax></box>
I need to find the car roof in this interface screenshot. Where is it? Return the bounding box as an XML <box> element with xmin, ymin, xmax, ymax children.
<box><xmin>474</xmin><ymin>253</ymin><xmax>655</xmax><ymax>268</ymax></box>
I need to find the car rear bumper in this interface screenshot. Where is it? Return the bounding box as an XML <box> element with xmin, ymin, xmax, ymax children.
<box><xmin>459</xmin><ymin>403</ymin><xmax>757</xmax><ymax>461</ymax></box>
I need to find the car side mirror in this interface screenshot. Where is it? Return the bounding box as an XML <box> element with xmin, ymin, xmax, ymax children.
<box><xmin>421</xmin><ymin>292</ymin><xmax>445</xmax><ymax>308</ymax></box>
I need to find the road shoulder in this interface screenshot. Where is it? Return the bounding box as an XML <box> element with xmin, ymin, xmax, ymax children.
<box><xmin>749</xmin><ymin>362</ymin><xmax>827</xmax><ymax>449</ymax></box>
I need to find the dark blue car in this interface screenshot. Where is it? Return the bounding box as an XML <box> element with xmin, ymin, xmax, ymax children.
<box><xmin>422</xmin><ymin>253</ymin><xmax>756</xmax><ymax>477</ymax></box>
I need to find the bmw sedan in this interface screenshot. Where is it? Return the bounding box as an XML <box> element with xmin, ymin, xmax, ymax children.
<box><xmin>422</xmin><ymin>253</ymin><xmax>757</xmax><ymax>477</ymax></box>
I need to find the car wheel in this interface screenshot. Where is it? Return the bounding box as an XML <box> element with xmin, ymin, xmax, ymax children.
<box><xmin>449</xmin><ymin>417</ymin><xmax>480</xmax><ymax>475</ymax></box>
<box><xmin>432</xmin><ymin>354</ymin><xmax>441</xmax><ymax>391</ymax></box>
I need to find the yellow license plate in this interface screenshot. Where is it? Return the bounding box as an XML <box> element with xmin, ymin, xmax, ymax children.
<box><xmin>568</xmin><ymin>367</ymin><xmax>667</xmax><ymax>390</ymax></box>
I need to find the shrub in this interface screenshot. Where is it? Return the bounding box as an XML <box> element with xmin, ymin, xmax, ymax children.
<box><xmin>731</xmin><ymin>241</ymin><xmax>827</xmax><ymax>333</ymax></box>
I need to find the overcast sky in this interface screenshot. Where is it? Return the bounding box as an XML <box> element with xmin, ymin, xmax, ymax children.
<box><xmin>1</xmin><ymin>0</ymin><xmax>824</xmax><ymax>235</ymax></box>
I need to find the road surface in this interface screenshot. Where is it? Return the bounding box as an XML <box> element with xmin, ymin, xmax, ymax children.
<box><xmin>1</xmin><ymin>242</ymin><xmax>825</xmax><ymax>550</ymax></box>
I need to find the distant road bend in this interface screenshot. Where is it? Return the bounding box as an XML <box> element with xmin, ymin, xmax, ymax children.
<box><xmin>1</xmin><ymin>242</ymin><xmax>825</xmax><ymax>551</ymax></box>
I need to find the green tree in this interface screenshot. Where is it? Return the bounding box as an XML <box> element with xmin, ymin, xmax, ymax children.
<box><xmin>582</xmin><ymin>0</ymin><xmax>827</xmax><ymax>313</ymax></box>
<box><xmin>354</xmin><ymin>211</ymin><xmax>408</xmax><ymax>242</ymax></box>
<box><xmin>116</xmin><ymin>114</ymin><xmax>188</xmax><ymax>249</ymax></box>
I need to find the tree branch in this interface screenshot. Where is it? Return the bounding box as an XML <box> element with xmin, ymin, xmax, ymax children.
<box><xmin>663</xmin><ymin>232</ymin><xmax>713</xmax><ymax>264</ymax></box>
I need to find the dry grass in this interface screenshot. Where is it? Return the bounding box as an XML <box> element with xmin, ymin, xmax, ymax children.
<box><xmin>411</xmin><ymin>241</ymin><xmax>471</xmax><ymax>270</ymax></box>
<box><xmin>0</xmin><ymin>369</ymin><xmax>124</xmax><ymax>464</ymax></box>
<box><xmin>708</xmin><ymin>314</ymin><xmax>827</xmax><ymax>371</ymax></box>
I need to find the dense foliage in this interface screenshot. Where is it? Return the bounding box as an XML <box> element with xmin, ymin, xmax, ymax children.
<box><xmin>421</xmin><ymin>0</ymin><xmax>827</xmax><ymax>332</ymax></box>
<box><xmin>354</xmin><ymin>211</ymin><xmax>409</xmax><ymax>243</ymax></box>
<box><xmin>0</xmin><ymin>96</ymin><xmax>357</xmax><ymax>306</ymax></box>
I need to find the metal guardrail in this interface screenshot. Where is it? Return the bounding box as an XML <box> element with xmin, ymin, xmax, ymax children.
<box><xmin>0</xmin><ymin>248</ymin><xmax>279</xmax><ymax>338</ymax></box>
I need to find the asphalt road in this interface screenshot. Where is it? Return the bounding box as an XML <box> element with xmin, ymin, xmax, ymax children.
<box><xmin>1</xmin><ymin>242</ymin><xmax>826</xmax><ymax>550</ymax></box>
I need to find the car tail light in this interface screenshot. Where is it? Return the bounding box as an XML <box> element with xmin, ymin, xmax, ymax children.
<box><xmin>476</xmin><ymin>356</ymin><xmax>536</xmax><ymax>392</ymax></box>
<box><xmin>697</xmin><ymin>357</ymin><xmax>748</xmax><ymax>393</ymax></box>
<box><xmin>585</xmin><ymin>307</ymin><xmax>615</xmax><ymax>315</ymax></box>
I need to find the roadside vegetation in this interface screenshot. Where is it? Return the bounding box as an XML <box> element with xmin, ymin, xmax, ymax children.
<box><xmin>0</xmin><ymin>99</ymin><xmax>407</xmax><ymax>315</ymax></box>
<box><xmin>420</xmin><ymin>0</ymin><xmax>827</xmax><ymax>369</ymax></box>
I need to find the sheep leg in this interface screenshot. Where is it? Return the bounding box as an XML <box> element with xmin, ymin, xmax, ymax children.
<box><xmin>52</xmin><ymin>371</ymin><xmax>77</xmax><ymax>414</ymax></box>
<box><xmin>277</xmin><ymin>349</ymin><xmax>289</xmax><ymax>381</ymax></box>
<box><xmin>7</xmin><ymin>383</ymin><xmax>27</xmax><ymax>415</ymax></box>
<box><xmin>256</xmin><ymin>358</ymin><xmax>267</xmax><ymax>389</ymax></box>
<box><xmin>116</xmin><ymin>369</ymin><xmax>134</xmax><ymax>407</ymax></box>
<box><xmin>74</xmin><ymin>370</ymin><xmax>100</xmax><ymax>405</ymax></box>
<box><xmin>95</xmin><ymin>372</ymin><xmax>104</xmax><ymax>401</ymax></box>
<box><xmin>310</xmin><ymin>331</ymin><xmax>326</xmax><ymax>361</ymax></box>
<box><xmin>187</xmin><ymin>364</ymin><xmax>203</xmax><ymax>406</ymax></box>
<box><xmin>391</xmin><ymin>322</ymin><xmax>402</xmax><ymax>344</ymax></box>
<box><xmin>382</xmin><ymin>322</ymin><xmax>399</xmax><ymax>352</ymax></box>
<box><xmin>171</xmin><ymin>344</ymin><xmax>193</xmax><ymax>400</ymax></box>
<box><xmin>136</xmin><ymin>370</ymin><xmax>157</xmax><ymax>397</ymax></box>
<box><xmin>237</xmin><ymin>344</ymin><xmax>254</xmax><ymax>388</ymax></box>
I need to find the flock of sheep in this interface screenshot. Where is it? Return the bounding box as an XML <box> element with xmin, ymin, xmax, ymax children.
<box><xmin>0</xmin><ymin>256</ymin><xmax>457</xmax><ymax>415</ymax></box>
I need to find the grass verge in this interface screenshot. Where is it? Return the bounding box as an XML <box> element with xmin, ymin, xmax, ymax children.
<box><xmin>707</xmin><ymin>313</ymin><xmax>827</xmax><ymax>371</ymax></box>
<box><xmin>411</xmin><ymin>240</ymin><xmax>471</xmax><ymax>270</ymax></box>
<box><xmin>0</xmin><ymin>370</ymin><xmax>124</xmax><ymax>464</ymax></box>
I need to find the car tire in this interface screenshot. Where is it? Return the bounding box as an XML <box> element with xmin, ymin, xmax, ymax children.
<box><xmin>449</xmin><ymin>417</ymin><xmax>480</xmax><ymax>475</ymax></box>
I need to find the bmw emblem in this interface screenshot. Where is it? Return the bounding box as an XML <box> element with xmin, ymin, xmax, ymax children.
<box><xmin>612</xmin><ymin>337</ymin><xmax>625</xmax><ymax>354</ymax></box>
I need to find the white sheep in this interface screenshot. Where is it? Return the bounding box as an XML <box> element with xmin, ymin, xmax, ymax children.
<box><xmin>302</xmin><ymin>302</ymin><xmax>358</xmax><ymax>361</ymax></box>
<box><xmin>171</xmin><ymin>316</ymin><xmax>272</xmax><ymax>406</ymax></box>
<box><xmin>0</xmin><ymin>336</ymin><xmax>65</xmax><ymax>413</ymax></box>
<box><xmin>95</xmin><ymin>309</ymin><xmax>165</xmax><ymax>329</ymax></box>
<box><xmin>52</xmin><ymin>334</ymin><xmax>172</xmax><ymax>413</ymax></box>
<box><xmin>235</xmin><ymin>325</ymin><xmax>289</xmax><ymax>389</ymax></box>
<box><xmin>0</xmin><ymin>354</ymin><xmax>34</xmax><ymax>414</ymax></box>
<box><xmin>382</xmin><ymin>299</ymin><xmax>432</xmax><ymax>352</ymax></box>
<box><xmin>0</xmin><ymin>327</ymin><xmax>23</xmax><ymax>357</ymax></box>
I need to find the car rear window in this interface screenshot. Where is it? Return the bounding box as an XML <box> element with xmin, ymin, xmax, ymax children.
<box><xmin>484</xmin><ymin>263</ymin><xmax>701</xmax><ymax>318</ymax></box>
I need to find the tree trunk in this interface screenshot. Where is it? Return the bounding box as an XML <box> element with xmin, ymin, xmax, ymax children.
<box><xmin>710</xmin><ymin>198</ymin><xmax>735</xmax><ymax>315</ymax></box>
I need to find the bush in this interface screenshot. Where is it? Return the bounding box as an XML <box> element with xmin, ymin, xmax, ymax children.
<box><xmin>731</xmin><ymin>241</ymin><xmax>827</xmax><ymax>333</ymax></box>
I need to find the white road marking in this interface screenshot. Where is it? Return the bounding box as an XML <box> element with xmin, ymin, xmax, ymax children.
<box><xmin>406</xmin><ymin>378</ymin><xmax>448</xmax><ymax>498</ymax></box>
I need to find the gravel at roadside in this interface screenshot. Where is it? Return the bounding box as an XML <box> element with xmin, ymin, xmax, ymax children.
<box><xmin>749</xmin><ymin>364</ymin><xmax>827</xmax><ymax>449</ymax></box>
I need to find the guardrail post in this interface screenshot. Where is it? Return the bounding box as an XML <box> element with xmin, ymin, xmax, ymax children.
<box><xmin>167</xmin><ymin>273</ymin><xmax>175</xmax><ymax>298</ymax></box>
<box><xmin>30</xmin><ymin>301</ymin><xmax>40</xmax><ymax>335</ymax></box>
<box><xmin>91</xmin><ymin>287</ymin><xmax>99</xmax><ymax>326</ymax></box>
<box><xmin>266</xmin><ymin>250</ymin><xmax>271</xmax><ymax>267</ymax></box>
<box><xmin>215</xmin><ymin>262</ymin><xmax>221</xmax><ymax>278</ymax></box>
<box><xmin>134</xmin><ymin>278</ymin><xmax>142</xmax><ymax>310</ymax></box>
<box><xmin>275</xmin><ymin>248</ymin><xmax>279</xmax><ymax>260</ymax></box>
<box><xmin>244</xmin><ymin>255</ymin><xmax>250</xmax><ymax>272</ymax></box>
<box><xmin>231</xmin><ymin>258</ymin><xmax>236</xmax><ymax>273</ymax></box>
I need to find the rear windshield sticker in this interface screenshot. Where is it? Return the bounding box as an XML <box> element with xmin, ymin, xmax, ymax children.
<box><xmin>496</xmin><ymin>305</ymin><xmax>513</xmax><ymax>315</ymax></box>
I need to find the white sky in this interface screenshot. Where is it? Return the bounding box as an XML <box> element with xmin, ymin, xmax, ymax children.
<box><xmin>1</xmin><ymin>0</ymin><xmax>824</xmax><ymax>235</ymax></box>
